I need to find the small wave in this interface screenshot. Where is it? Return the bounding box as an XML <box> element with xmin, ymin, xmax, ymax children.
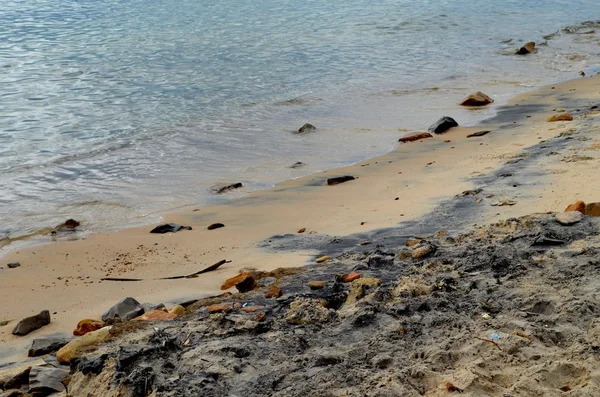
<box><xmin>273</xmin><ymin>96</ymin><xmax>323</xmax><ymax>107</ymax></box>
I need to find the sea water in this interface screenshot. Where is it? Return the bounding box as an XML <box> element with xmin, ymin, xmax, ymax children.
<box><xmin>0</xmin><ymin>0</ymin><xmax>599</xmax><ymax>245</ymax></box>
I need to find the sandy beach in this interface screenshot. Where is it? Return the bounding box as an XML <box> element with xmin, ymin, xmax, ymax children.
<box><xmin>1</xmin><ymin>72</ymin><xmax>600</xmax><ymax>395</ymax></box>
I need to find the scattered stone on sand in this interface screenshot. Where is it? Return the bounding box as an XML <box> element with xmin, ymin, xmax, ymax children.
<box><xmin>460</xmin><ymin>91</ymin><xmax>494</xmax><ymax>107</ymax></box>
<box><xmin>467</xmin><ymin>130</ymin><xmax>491</xmax><ymax>138</ymax></box>
<box><xmin>326</xmin><ymin>176</ymin><xmax>355</xmax><ymax>186</ymax></box>
<box><xmin>7</xmin><ymin>262</ymin><xmax>20</xmax><ymax>269</ymax></box>
<box><xmin>491</xmin><ymin>200</ymin><xmax>517</xmax><ymax>206</ymax></box>
<box><xmin>289</xmin><ymin>161</ymin><xmax>305</xmax><ymax>169</ymax></box>
<box><xmin>548</xmin><ymin>113</ymin><xmax>574</xmax><ymax>122</ymax></box>
<box><xmin>28</xmin><ymin>337</ymin><xmax>72</xmax><ymax>357</ymax></box>
<box><xmin>133</xmin><ymin>310</ymin><xmax>177</xmax><ymax>322</ymax></box>
<box><xmin>297</xmin><ymin>227</ymin><xmax>306</xmax><ymax>233</ymax></box>
<box><xmin>412</xmin><ymin>244</ymin><xmax>435</xmax><ymax>259</ymax></box>
<box><xmin>101</xmin><ymin>297</ymin><xmax>144</xmax><ymax>322</ymax></box>
<box><xmin>12</xmin><ymin>310</ymin><xmax>51</xmax><ymax>336</ymax></box>
<box><xmin>73</xmin><ymin>319</ymin><xmax>104</xmax><ymax>336</ymax></box>
<box><xmin>168</xmin><ymin>305</ymin><xmax>185</xmax><ymax>316</ymax></box>
<box><xmin>212</xmin><ymin>182</ymin><xmax>243</xmax><ymax>194</ymax></box>
<box><xmin>562</xmin><ymin>155</ymin><xmax>593</xmax><ymax>163</ymax></box>
<box><xmin>565</xmin><ymin>200</ymin><xmax>586</xmax><ymax>213</ymax></box>
<box><xmin>149</xmin><ymin>223</ymin><xmax>192</xmax><ymax>234</ymax></box>
<box><xmin>398</xmin><ymin>132</ymin><xmax>433</xmax><ymax>143</ymax></box>
<box><xmin>285</xmin><ymin>298</ymin><xmax>332</xmax><ymax>325</ymax></box>
<box><xmin>428</xmin><ymin>116</ymin><xmax>458</xmax><ymax>134</ymax></box>
<box><xmin>315</xmin><ymin>256</ymin><xmax>329</xmax><ymax>263</ymax></box>
<box><xmin>56</xmin><ymin>326</ymin><xmax>112</xmax><ymax>364</ymax></box>
<box><xmin>297</xmin><ymin>123</ymin><xmax>316</xmax><ymax>133</ymax></box>
<box><xmin>585</xmin><ymin>202</ymin><xmax>600</xmax><ymax>217</ymax></box>
<box><xmin>555</xmin><ymin>211</ymin><xmax>583</xmax><ymax>226</ymax></box>
<box><xmin>516</xmin><ymin>41</ymin><xmax>536</xmax><ymax>54</ymax></box>
<box><xmin>308</xmin><ymin>281</ymin><xmax>326</xmax><ymax>290</ymax></box>
<box><xmin>265</xmin><ymin>284</ymin><xmax>282</xmax><ymax>299</ymax></box>
<box><xmin>28</xmin><ymin>365</ymin><xmax>69</xmax><ymax>394</ymax></box>
<box><xmin>460</xmin><ymin>188</ymin><xmax>483</xmax><ymax>196</ymax></box>
<box><xmin>207</xmin><ymin>223</ymin><xmax>225</xmax><ymax>230</ymax></box>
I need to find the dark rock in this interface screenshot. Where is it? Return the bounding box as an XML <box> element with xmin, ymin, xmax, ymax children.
<box><xmin>398</xmin><ymin>132</ymin><xmax>433</xmax><ymax>143</ymax></box>
<box><xmin>28</xmin><ymin>336</ymin><xmax>72</xmax><ymax>357</ymax></box>
<box><xmin>141</xmin><ymin>303</ymin><xmax>166</xmax><ymax>313</ymax></box>
<box><xmin>460</xmin><ymin>92</ymin><xmax>494</xmax><ymax>107</ymax></box>
<box><xmin>298</xmin><ymin>123</ymin><xmax>316</xmax><ymax>133</ymax></box>
<box><xmin>327</xmin><ymin>176</ymin><xmax>355</xmax><ymax>186</ymax></box>
<box><xmin>7</xmin><ymin>262</ymin><xmax>20</xmax><ymax>269</ymax></box>
<box><xmin>12</xmin><ymin>310</ymin><xmax>51</xmax><ymax>336</ymax></box>
<box><xmin>28</xmin><ymin>365</ymin><xmax>69</xmax><ymax>395</ymax></box>
<box><xmin>467</xmin><ymin>130</ymin><xmax>491</xmax><ymax>138</ymax></box>
<box><xmin>516</xmin><ymin>42</ymin><xmax>536</xmax><ymax>55</ymax></box>
<box><xmin>289</xmin><ymin>161</ymin><xmax>305</xmax><ymax>169</ymax></box>
<box><xmin>64</xmin><ymin>219</ymin><xmax>80</xmax><ymax>229</ymax></box>
<box><xmin>102</xmin><ymin>297</ymin><xmax>144</xmax><ymax>322</ymax></box>
<box><xmin>149</xmin><ymin>223</ymin><xmax>192</xmax><ymax>234</ymax></box>
<box><xmin>235</xmin><ymin>275</ymin><xmax>257</xmax><ymax>293</ymax></box>
<box><xmin>212</xmin><ymin>182</ymin><xmax>243</xmax><ymax>194</ymax></box>
<box><xmin>428</xmin><ymin>116</ymin><xmax>458</xmax><ymax>134</ymax></box>
<box><xmin>2</xmin><ymin>367</ymin><xmax>31</xmax><ymax>389</ymax></box>
<box><xmin>207</xmin><ymin>223</ymin><xmax>225</xmax><ymax>230</ymax></box>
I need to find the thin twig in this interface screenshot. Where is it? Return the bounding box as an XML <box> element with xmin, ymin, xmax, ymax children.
<box><xmin>474</xmin><ymin>336</ymin><xmax>502</xmax><ymax>351</ymax></box>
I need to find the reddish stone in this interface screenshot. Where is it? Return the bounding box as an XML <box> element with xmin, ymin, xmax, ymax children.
<box><xmin>343</xmin><ymin>272</ymin><xmax>361</xmax><ymax>283</ymax></box>
<box><xmin>73</xmin><ymin>319</ymin><xmax>104</xmax><ymax>336</ymax></box>
<box><xmin>208</xmin><ymin>303</ymin><xmax>234</xmax><ymax>314</ymax></box>
<box><xmin>256</xmin><ymin>313</ymin><xmax>266</xmax><ymax>322</ymax></box>
<box><xmin>565</xmin><ymin>200</ymin><xmax>585</xmax><ymax>214</ymax></box>
<box><xmin>265</xmin><ymin>284</ymin><xmax>282</xmax><ymax>299</ymax></box>
<box><xmin>460</xmin><ymin>91</ymin><xmax>494</xmax><ymax>107</ymax></box>
<box><xmin>134</xmin><ymin>310</ymin><xmax>177</xmax><ymax>321</ymax></box>
<box><xmin>398</xmin><ymin>132</ymin><xmax>433</xmax><ymax>143</ymax></box>
<box><xmin>221</xmin><ymin>272</ymin><xmax>250</xmax><ymax>290</ymax></box>
<box><xmin>241</xmin><ymin>305</ymin><xmax>264</xmax><ymax>313</ymax></box>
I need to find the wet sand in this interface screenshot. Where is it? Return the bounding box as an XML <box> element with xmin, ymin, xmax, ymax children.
<box><xmin>1</xmin><ymin>73</ymin><xmax>599</xmax><ymax>364</ymax></box>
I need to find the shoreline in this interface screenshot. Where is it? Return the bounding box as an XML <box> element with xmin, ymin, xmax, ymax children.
<box><xmin>1</xmin><ymin>72</ymin><xmax>600</xmax><ymax>367</ymax></box>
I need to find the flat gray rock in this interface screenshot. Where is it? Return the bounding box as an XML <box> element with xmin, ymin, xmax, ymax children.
<box><xmin>28</xmin><ymin>365</ymin><xmax>69</xmax><ymax>394</ymax></box>
<box><xmin>556</xmin><ymin>211</ymin><xmax>583</xmax><ymax>225</ymax></box>
<box><xmin>28</xmin><ymin>336</ymin><xmax>73</xmax><ymax>357</ymax></box>
<box><xmin>102</xmin><ymin>297</ymin><xmax>144</xmax><ymax>322</ymax></box>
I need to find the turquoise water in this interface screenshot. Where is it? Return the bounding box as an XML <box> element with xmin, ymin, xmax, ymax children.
<box><xmin>0</xmin><ymin>0</ymin><xmax>599</xmax><ymax>244</ymax></box>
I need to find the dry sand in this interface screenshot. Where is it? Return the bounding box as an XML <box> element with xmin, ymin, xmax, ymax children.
<box><xmin>1</xmin><ymin>73</ymin><xmax>599</xmax><ymax>365</ymax></box>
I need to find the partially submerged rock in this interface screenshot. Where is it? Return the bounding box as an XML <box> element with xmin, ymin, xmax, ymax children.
<box><xmin>398</xmin><ymin>132</ymin><xmax>433</xmax><ymax>143</ymax></box>
<box><xmin>212</xmin><ymin>182</ymin><xmax>243</xmax><ymax>194</ymax></box>
<box><xmin>460</xmin><ymin>91</ymin><xmax>494</xmax><ymax>107</ymax></box>
<box><xmin>298</xmin><ymin>123</ymin><xmax>316</xmax><ymax>133</ymax></box>
<box><xmin>28</xmin><ymin>337</ymin><xmax>72</xmax><ymax>357</ymax></box>
<box><xmin>326</xmin><ymin>176</ymin><xmax>355</xmax><ymax>186</ymax></box>
<box><xmin>289</xmin><ymin>161</ymin><xmax>305</xmax><ymax>169</ymax></box>
<box><xmin>428</xmin><ymin>116</ymin><xmax>458</xmax><ymax>134</ymax></box>
<box><xmin>516</xmin><ymin>41</ymin><xmax>536</xmax><ymax>54</ymax></box>
<box><xmin>12</xmin><ymin>310</ymin><xmax>51</xmax><ymax>336</ymax></box>
<box><xmin>101</xmin><ymin>297</ymin><xmax>144</xmax><ymax>322</ymax></box>
<box><xmin>149</xmin><ymin>223</ymin><xmax>192</xmax><ymax>234</ymax></box>
<box><xmin>548</xmin><ymin>113</ymin><xmax>574</xmax><ymax>122</ymax></box>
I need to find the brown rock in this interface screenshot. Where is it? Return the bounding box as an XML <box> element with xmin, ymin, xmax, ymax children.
<box><xmin>12</xmin><ymin>310</ymin><xmax>51</xmax><ymax>336</ymax></box>
<box><xmin>208</xmin><ymin>303</ymin><xmax>235</xmax><ymax>314</ymax></box>
<box><xmin>298</xmin><ymin>123</ymin><xmax>316</xmax><ymax>133</ymax></box>
<box><xmin>265</xmin><ymin>284</ymin><xmax>282</xmax><ymax>299</ymax></box>
<box><xmin>315</xmin><ymin>256</ymin><xmax>329</xmax><ymax>263</ymax></box>
<box><xmin>336</xmin><ymin>272</ymin><xmax>361</xmax><ymax>283</ymax></box>
<box><xmin>459</xmin><ymin>91</ymin><xmax>494</xmax><ymax>107</ymax></box>
<box><xmin>565</xmin><ymin>200</ymin><xmax>586</xmax><ymax>214</ymax></box>
<box><xmin>256</xmin><ymin>313</ymin><xmax>266</xmax><ymax>322</ymax></box>
<box><xmin>308</xmin><ymin>281</ymin><xmax>326</xmax><ymax>290</ymax></box>
<box><xmin>73</xmin><ymin>319</ymin><xmax>104</xmax><ymax>336</ymax></box>
<box><xmin>516</xmin><ymin>42</ymin><xmax>536</xmax><ymax>55</ymax></box>
<box><xmin>585</xmin><ymin>202</ymin><xmax>600</xmax><ymax>217</ymax></box>
<box><xmin>134</xmin><ymin>310</ymin><xmax>177</xmax><ymax>321</ymax></box>
<box><xmin>168</xmin><ymin>304</ymin><xmax>185</xmax><ymax>316</ymax></box>
<box><xmin>548</xmin><ymin>113</ymin><xmax>573</xmax><ymax>122</ymax></box>
<box><xmin>241</xmin><ymin>305</ymin><xmax>264</xmax><ymax>313</ymax></box>
<box><xmin>297</xmin><ymin>228</ymin><xmax>306</xmax><ymax>233</ymax></box>
<box><xmin>412</xmin><ymin>244</ymin><xmax>435</xmax><ymax>259</ymax></box>
<box><xmin>221</xmin><ymin>272</ymin><xmax>251</xmax><ymax>290</ymax></box>
<box><xmin>398</xmin><ymin>132</ymin><xmax>433</xmax><ymax>143</ymax></box>
<box><xmin>56</xmin><ymin>326</ymin><xmax>111</xmax><ymax>364</ymax></box>
<box><xmin>406</xmin><ymin>239</ymin><xmax>421</xmax><ymax>247</ymax></box>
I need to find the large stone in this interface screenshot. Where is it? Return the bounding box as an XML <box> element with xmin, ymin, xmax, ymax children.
<box><xmin>565</xmin><ymin>200</ymin><xmax>586</xmax><ymax>213</ymax></box>
<box><xmin>73</xmin><ymin>319</ymin><xmax>104</xmax><ymax>336</ymax></box>
<box><xmin>460</xmin><ymin>91</ymin><xmax>494</xmax><ymax>107</ymax></box>
<box><xmin>12</xmin><ymin>311</ymin><xmax>51</xmax><ymax>336</ymax></box>
<box><xmin>516</xmin><ymin>42</ymin><xmax>536</xmax><ymax>55</ymax></box>
<box><xmin>398</xmin><ymin>132</ymin><xmax>433</xmax><ymax>143</ymax></box>
<box><xmin>555</xmin><ymin>211</ymin><xmax>583</xmax><ymax>226</ymax></box>
<box><xmin>28</xmin><ymin>365</ymin><xmax>69</xmax><ymax>394</ymax></box>
<box><xmin>585</xmin><ymin>202</ymin><xmax>600</xmax><ymax>217</ymax></box>
<box><xmin>101</xmin><ymin>297</ymin><xmax>144</xmax><ymax>322</ymax></box>
<box><xmin>548</xmin><ymin>113</ymin><xmax>573</xmax><ymax>122</ymax></box>
<box><xmin>28</xmin><ymin>337</ymin><xmax>72</xmax><ymax>357</ymax></box>
<box><xmin>56</xmin><ymin>326</ymin><xmax>112</xmax><ymax>364</ymax></box>
<box><xmin>428</xmin><ymin>117</ymin><xmax>458</xmax><ymax>134</ymax></box>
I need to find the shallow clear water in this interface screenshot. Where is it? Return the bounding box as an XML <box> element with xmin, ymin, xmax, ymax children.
<box><xmin>0</xmin><ymin>0</ymin><xmax>599</xmax><ymax>244</ymax></box>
